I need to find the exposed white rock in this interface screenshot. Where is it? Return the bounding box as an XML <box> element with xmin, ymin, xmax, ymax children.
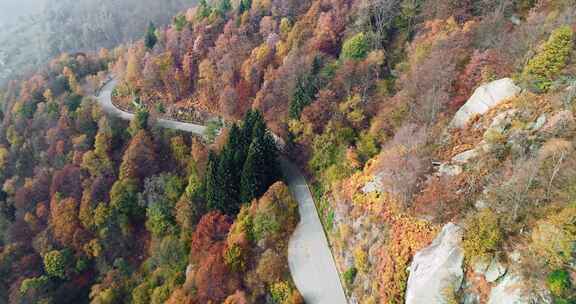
<box><xmin>438</xmin><ymin>163</ymin><xmax>463</xmax><ymax>176</ymax></box>
<box><xmin>487</xmin><ymin>274</ymin><xmax>527</xmax><ymax>304</ymax></box>
<box><xmin>362</xmin><ymin>175</ymin><xmax>382</xmax><ymax>194</ymax></box>
<box><xmin>489</xmin><ymin>109</ymin><xmax>517</xmax><ymax>131</ymax></box>
<box><xmin>485</xmin><ymin>257</ymin><xmax>507</xmax><ymax>283</ymax></box>
<box><xmin>472</xmin><ymin>256</ymin><xmax>507</xmax><ymax>282</ymax></box>
<box><xmin>472</xmin><ymin>257</ymin><xmax>490</xmax><ymax>274</ymax></box>
<box><xmin>475</xmin><ymin>199</ymin><xmax>488</xmax><ymax>209</ymax></box>
<box><xmin>531</xmin><ymin>114</ymin><xmax>547</xmax><ymax>131</ymax></box>
<box><xmin>463</xmin><ymin>292</ymin><xmax>480</xmax><ymax>304</ymax></box>
<box><xmin>406</xmin><ymin>223</ymin><xmax>464</xmax><ymax>304</ymax></box>
<box><xmin>451</xmin><ymin>78</ymin><xmax>521</xmax><ymax>128</ymax></box>
<box><xmin>184</xmin><ymin>263</ymin><xmax>196</xmax><ymax>287</ymax></box>
<box><xmin>452</xmin><ymin>149</ymin><xmax>479</xmax><ymax>164</ymax></box>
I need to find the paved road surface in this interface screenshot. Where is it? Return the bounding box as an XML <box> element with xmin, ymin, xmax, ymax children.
<box><xmin>281</xmin><ymin>158</ymin><xmax>348</xmax><ymax>304</ymax></box>
<box><xmin>95</xmin><ymin>80</ymin><xmax>347</xmax><ymax>304</ymax></box>
<box><xmin>96</xmin><ymin>79</ymin><xmax>207</xmax><ymax>134</ymax></box>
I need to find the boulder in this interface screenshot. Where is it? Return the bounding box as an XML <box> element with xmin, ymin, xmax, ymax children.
<box><xmin>530</xmin><ymin>114</ymin><xmax>547</xmax><ymax>131</ymax></box>
<box><xmin>362</xmin><ymin>175</ymin><xmax>382</xmax><ymax>194</ymax></box>
<box><xmin>472</xmin><ymin>256</ymin><xmax>507</xmax><ymax>283</ymax></box>
<box><xmin>451</xmin><ymin>78</ymin><xmax>521</xmax><ymax>128</ymax></box>
<box><xmin>487</xmin><ymin>274</ymin><xmax>527</xmax><ymax>304</ymax></box>
<box><xmin>484</xmin><ymin>257</ymin><xmax>507</xmax><ymax>283</ymax></box>
<box><xmin>406</xmin><ymin>223</ymin><xmax>464</xmax><ymax>304</ymax></box>
<box><xmin>463</xmin><ymin>292</ymin><xmax>480</xmax><ymax>304</ymax></box>
<box><xmin>489</xmin><ymin>109</ymin><xmax>518</xmax><ymax>132</ymax></box>
<box><xmin>452</xmin><ymin>149</ymin><xmax>479</xmax><ymax>164</ymax></box>
<box><xmin>438</xmin><ymin>163</ymin><xmax>463</xmax><ymax>176</ymax></box>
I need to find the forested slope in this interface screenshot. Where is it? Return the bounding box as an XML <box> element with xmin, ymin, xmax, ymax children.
<box><xmin>2</xmin><ymin>0</ymin><xmax>576</xmax><ymax>303</ymax></box>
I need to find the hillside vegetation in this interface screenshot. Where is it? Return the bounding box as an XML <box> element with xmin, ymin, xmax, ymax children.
<box><xmin>1</xmin><ymin>0</ymin><xmax>576</xmax><ymax>303</ymax></box>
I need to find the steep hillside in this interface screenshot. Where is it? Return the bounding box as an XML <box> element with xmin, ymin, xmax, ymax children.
<box><xmin>109</xmin><ymin>0</ymin><xmax>576</xmax><ymax>302</ymax></box>
<box><xmin>1</xmin><ymin>0</ymin><xmax>576</xmax><ymax>303</ymax></box>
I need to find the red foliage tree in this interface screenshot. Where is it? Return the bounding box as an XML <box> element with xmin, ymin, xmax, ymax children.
<box><xmin>193</xmin><ymin>244</ymin><xmax>240</xmax><ymax>303</ymax></box>
<box><xmin>50</xmin><ymin>165</ymin><xmax>83</xmax><ymax>201</ymax></box>
<box><xmin>14</xmin><ymin>170</ymin><xmax>51</xmax><ymax>212</ymax></box>
<box><xmin>50</xmin><ymin>196</ymin><xmax>84</xmax><ymax>249</ymax></box>
<box><xmin>190</xmin><ymin>211</ymin><xmax>232</xmax><ymax>263</ymax></box>
<box><xmin>119</xmin><ymin>130</ymin><xmax>158</xmax><ymax>181</ymax></box>
<box><xmin>450</xmin><ymin>49</ymin><xmax>511</xmax><ymax>111</ymax></box>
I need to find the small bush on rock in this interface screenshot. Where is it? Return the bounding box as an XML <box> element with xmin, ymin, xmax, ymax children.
<box><xmin>522</xmin><ymin>26</ymin><xmax>574</xmax><ymax>92</ymax></box>
<box><xmin>462</xmin><ymin>209</ymin><xmax>503</xmax><ymax>260</ymax></box>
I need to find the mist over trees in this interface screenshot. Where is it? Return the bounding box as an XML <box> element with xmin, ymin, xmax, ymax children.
<box><xmin>0</xmin><ymin>0</ymin><xmax>198</xmax><ymax>86</ymax></box>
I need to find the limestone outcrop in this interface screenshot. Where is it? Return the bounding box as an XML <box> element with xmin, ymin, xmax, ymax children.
<box><xmin>405</xmin><ymin>223</ymin><xmax>464</xmax><ymax>304</ymax></box>
<box><xmin>451</xmin><ymin>78</ymin><xmax>521</xmax><ymax>128</ymax></box>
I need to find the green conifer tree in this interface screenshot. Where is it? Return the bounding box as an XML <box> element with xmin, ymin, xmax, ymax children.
<box><xmin>144</xmin><ymin>22</ymin><xmax>157</xmax><ymax>50</ymax></box>
<box><xmin>204</xmin><ymin>151</ymin><xmax>221</xmax><ymax>211</ymax></box>
<box><xmin>217</xmin><ymin>147</ymin><xmax>240</xmax><ymax>214</ymax></box>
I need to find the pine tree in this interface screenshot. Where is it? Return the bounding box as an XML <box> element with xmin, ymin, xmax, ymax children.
<box><xmin>240</xmin><ymin>110</ymin><xmax>257</xmax><ymax>153</ymax></box>
<box><xmin>251</xmin><ymin>111</ymin><xmax>266</xmax><ymax>141</ymax></box>
<box><xmin>128</xmin><ymin>108</ymin><xmax>149</xmax><ymax>137</ymax></box>
<box><xmin>261</xmin><ymin>132</ymin><xmax>281</xmax><ymax>187</ymax></box>
<box><xmin>217</xmin><ymin>147</ymin><xmax>239</xmax><ymax>215</ymax></box>
<box><xmin>240</xmin><ymin>138</ymin><xmax>263</xmax><ymax>203</ymax></box>
<box><xmin>227</xmin><ymin>124</ymin><xmax>242</xmax><ymax>164</ymax></box>
<box><xmin>217</xmin><ymin>0</ymin><xmax>232</xmax><ymax>15</ymax></box>
<box><xmin>204</xmin><ymin>151</ymin><xmax>221</xmax><ymax>211</ymax></box>
<box><xmin>288</xmin><ymin>58</ymin><xmax>322</xmax><ymax>119</ymax></box>
<box><xmin>196</xmin><ymin>0</ymin><xmax>212</xmax><ymax>20</ymax></box>
<box><xmin>145</xmin><ymin>22</ymin><xmax>158</xmax><ymax>50</ymax></box>
<box><xmin>240</xmin><ymin>0</ymin><xmax>252</xmax><ymax>14</ymax></box>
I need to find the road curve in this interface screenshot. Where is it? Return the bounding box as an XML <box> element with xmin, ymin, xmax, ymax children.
<box><xmin>95</xmin><ymin>79</ymin><xmax>347</xmax><ymax>304</ymax></box>
<box><xmin>96</xmin><ymin>79</ymin><xmax>207</xmax><ymax>134</ymax></box>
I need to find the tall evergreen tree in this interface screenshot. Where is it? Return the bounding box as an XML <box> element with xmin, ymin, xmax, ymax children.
<box><xmin>145</xmin><ymin>22</ymin><xmax>157</xmax><ymax>50</ymax></box>
<box><xmin>237</xmin><ymin>0</ymin><xmax>251</xmax><ymax>15</ymax></box>
<box><xmin>217</xmin><ymin>0</ymin><xmax>232</xmax><ymax>15</ymax></box>
<box><xmin>227</xmin><ymin>124</ymin><xmax>243</xmax><ymax>167</ymax></box>
<box><xmin>250</xmin><ymin>112</ymin><xmax>266</xmax><ymax>141</ymax></box>
<box><xmin>217</xmin><ymin>147</ymin><xmax>239</xmax><ymax>215</ymax></box>
<box><xmin>240</xmin><ymin>136</ymin><xmax>265</xmax><ymax>204</ymax></box>
<box><xmin>204</xmin><ymin>151</ymin><xmax>221</xmax><ymax>211</ymax></box>
<box><xmin>240</xmin><ymin>110</ymin><xmax>257</xmax><ymax>153</ymax></box>
<box><xmin>289</xmin><ymin>56</ymin><xmax>323</xmax><ymax>119</ymax></box>
<box><xmin>261</xmin><ymin>132</ymin><xmax>281</xmax><ymax>187</ymax></box>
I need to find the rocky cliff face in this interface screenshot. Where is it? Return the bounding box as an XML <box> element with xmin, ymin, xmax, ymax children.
<box><xmin>405</xmin><ymin>223</ymin><xmax>464</xmax><ymax>304</ymax></box>
<box><xmin>451</xmin><ymin>78</ymin><xmax>522</xmax><ymax>128</ymax></box>
<box><xmin>328</xmin><ymin>77</ymin><xmax>575</xmax><ymax>303</ymax></box>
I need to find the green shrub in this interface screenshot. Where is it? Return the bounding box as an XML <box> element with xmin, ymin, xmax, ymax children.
<box><xmin>43</xmin><ymin>250</ymin><xmax>68</xmax><ymax>279</ymax></box>
<box><xmin>343</xmin><ymin>267</ymin><xmax>357</xmax><ymax>288</ymax></box>
<box><xmin>547</xmin><ymin>269</ymin><xmax>572</xmax><ymax>297</ymax></box>
<box><xmin>341</xmin><ymin>33</ymin><xmax>370</xmax><ymax>61</ymax></box>
<box><xmin>522</xmin><ymin>26</ymin><xmax>574</xmax><ymax>92</ymax></box>
<box><xmin>356</xmin><ymin>131</ymin><xmax>380</xmax><ymax>162</ymax></box>
<box><xmin>531</xmin><ymin>205</ymin><xmax>576</xmax><ymax>267</ymax></box>
<box><xmin>204</xmin><ymin>119</ymin><xmax>222</xmax><ymax>143</ymax></box>
<box><xmin>462</xmin><ymin>209</ymin><xmax>503</xmax><ymax>260</ymax></box>
<box><xmin>270</xmin><ymin>281</ymin><xmax>293</xmax><ymax>304</ymax></box>
<box><xmin>173</xmin><ymin>14</ymin><xmax>187</xmax><ymax>32</ymax></box>
<box><xmin>224</xmin><ymin>243</ymin><xmax>246</xmax><ymax>272</ymax></box>
<box><xmin>253</xmin><ymin>211</ymin><xmax>280</xmax><ymax>241</ymax></box>
<box><xmin>20</xmin><ymin>276</ymin><xmax>50</xmax><ymax>294</ymax></box>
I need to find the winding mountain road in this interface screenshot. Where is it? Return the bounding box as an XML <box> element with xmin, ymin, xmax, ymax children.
<box><xmin>95</xmin><ymin>79</ymin><xmax>347</xmax><ymax>304</ymax></box>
